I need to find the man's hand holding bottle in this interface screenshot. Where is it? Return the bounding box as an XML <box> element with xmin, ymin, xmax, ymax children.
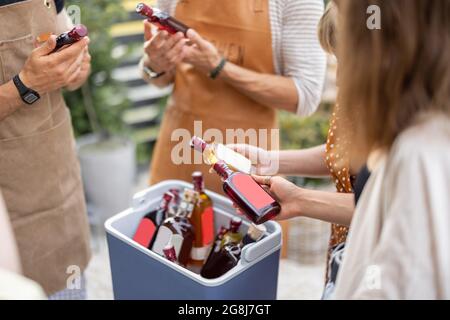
<box><xmin>19</xmin><ymin>34</ymin><xmax>90</xmax><ymax>95</ymax></box>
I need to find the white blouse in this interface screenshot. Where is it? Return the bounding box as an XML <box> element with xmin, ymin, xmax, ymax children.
<box><xmin>334</xmin><ymin>113</ymin><xmax>450</xmax><ymax>299</ymax></box>
<box><xmin>157</xmin><ymin>0</ymin><xmax>327</xmax><ymax>116</ymax></box>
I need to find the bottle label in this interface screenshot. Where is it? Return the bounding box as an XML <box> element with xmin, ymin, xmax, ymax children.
<box><xmin>133</xmin><ymin>218</ymin><xmax>156</xmax><ymax>248</ymax></box>
<box><xmin>151</xmin><ymin>226</ymin><xmax>172</xmax><ymax>255</ymax></box>
<box><xmin>201</xmin><ymin>206</ymin><xmax>214</xmax><ymax>246</ymax></box>
<box><xmin>231</xmin><ymin>174</ymin><xmax>275</xmax><ymax>210</ymax></box>
<box><xmin>191</xmin><ymin>245</ymin><xmax>211</xmax><ymax>261</ymax></box>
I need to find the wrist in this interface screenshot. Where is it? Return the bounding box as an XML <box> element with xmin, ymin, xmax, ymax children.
<box><xmin>293</xmin><ymin>187</ymin><xmax>308</xmax><ymax>217</ymax></box>
<box><xmin>209</xmin><ymin>56</ymin><xmax>227</xmax><ymax>80</ymax></box>
<box><xmin>143</xmin><ymin>54</ymin><xmax>165</xmax><ymax>74</ymax></box>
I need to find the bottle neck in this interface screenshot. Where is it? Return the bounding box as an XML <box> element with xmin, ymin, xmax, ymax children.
<box><xmin>213</xmin><ymin>161</ymin><xmax>234</xmax><ymax>180</ymax></box>
<box><xmin>163</xmin><ymin>245</ymin><xmax>178</xmax><ymax>263</ymax></box>
<box><xmin>229</xmin><ymin>218</ymin><xmax>242</xmax><ymax>233</ymax></box>
<box><xmin>192</xmin><ymin>172</ymin><xmax>205</xmax><ymax>193</ymax></box>
<box><xmin>160</xmin><ymin>193</ymin><xmax>174</xmax><ymax>211</ymax></box>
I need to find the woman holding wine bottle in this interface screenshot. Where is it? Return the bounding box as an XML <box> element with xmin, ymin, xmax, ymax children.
<box><xmin>139</xmin><ymin>0</ymin><xmax>327</xmax><ymax>194</ymax></box>
<box><xmin>238</xmin><ymin>0</ymin><xmax>450</xmax><ymax>299</ymax></box>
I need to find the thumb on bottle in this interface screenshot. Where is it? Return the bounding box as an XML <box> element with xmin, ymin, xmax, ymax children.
<box><xmin>144</xmin><ymin>20</ymin><xmax>153</xmax><ymax>41</ymax></box>
<box><xmin>186</xmin><ymin>29</ymin><xmax>207</xmax><ymax>50</ymax></box>
<box><xmin>35</xmin><ymin>35</ymin><xmax>57</xmax><ymax>56</ymax></box>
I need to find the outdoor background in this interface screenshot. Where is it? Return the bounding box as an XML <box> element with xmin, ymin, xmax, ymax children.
<box><xmin>65</xmin><ymin>0</ymin><xmax>336</xmax><ymax>299</ymax></box>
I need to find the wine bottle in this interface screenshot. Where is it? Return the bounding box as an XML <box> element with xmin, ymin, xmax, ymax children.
<box><xmin>221</xmin><ymin>217</ymin><xmax>243</xmax><ymax>247</ymax></box>
<box><xmin>213</xmin><ymin>161</ymin><xmax>281</xmax><ymax>224</ymax></box>
<box><xmin>200</xmin><ymin>224</ymin><xmax>266</xmax><ymax>279</ymax></box>
<box><xmin>52</xmin><ymin>25</ymin><xmax>88</xmax><ymax>53</ymax></box>
<box><xmin>136</xmin><ymin>3</ymin><xmax>189</xmax><ymax>35</ymax></box>
<box><xmin>200</xmin><ymin>226</ymin><xmax>228</xmax><ymax>279</ymax></box>
<box><xmin>132</xmin><ymin>192</ymin><xmax>174</xmax><ymax>249</ymax></box>
<box><xmin>189</xmin><ymin>172</ymin><xmax>215</xmax><ymax>264</ymax></box>
<box><xmin>151</xmin><ymin>189</ymin><xmax>196</xmax><ymax>266</ymax></box>
<box><xmin>190</xmin><ymin>136</ymin><xmax>252</xmax><ymax>174</ymax></box>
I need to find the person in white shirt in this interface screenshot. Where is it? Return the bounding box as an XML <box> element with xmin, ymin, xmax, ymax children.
<box><xmin>139</xmin><ymin>0</ymin><xmax>327</xmax><ymax>194</ymax></box>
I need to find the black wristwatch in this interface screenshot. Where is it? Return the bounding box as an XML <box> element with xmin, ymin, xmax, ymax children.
<box><xmin>13</xmin><ymin>75</ymin><xmax>40</xmax><ymax>105</ymax></box>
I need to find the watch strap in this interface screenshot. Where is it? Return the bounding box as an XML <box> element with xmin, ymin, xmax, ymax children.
<box><xmin>13</xmin><ymin>75</ymin><xmax>40</xmax><ymax>105</ymax></box>
<box><xmin>209</xmin><ymin>57</ymin><xmax>227</xmax><ymax>80</ymax></box>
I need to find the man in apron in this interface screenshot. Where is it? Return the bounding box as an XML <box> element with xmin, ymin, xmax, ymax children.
<box><xmin>140</xmin><ymin>0</ymin><xmax>326</xmax><ymax>194</ymax></box>
<box><xmin>0</xmin><ymin>0</ymin><xmax>91</xmax><ymax>296</ymax></box>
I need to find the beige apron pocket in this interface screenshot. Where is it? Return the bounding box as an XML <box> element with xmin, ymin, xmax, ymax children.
<box><xmin>0</xmin><ymin>34</ymin><xmax>53</xmax><ymax>139</ymax></box>
<box><xmin>0</xmin><ymin>114</ymin><xmax>79</xmax><ymax>220</ymax></box>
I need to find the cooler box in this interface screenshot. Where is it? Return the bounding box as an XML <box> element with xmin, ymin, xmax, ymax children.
<box><xmin>105</xmin><ymin>180</ymin><xmax>282</xmax><ymax>300</ymax></box>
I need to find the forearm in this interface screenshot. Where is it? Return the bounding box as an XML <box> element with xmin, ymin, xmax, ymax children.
<box><xmin>277</xmin><ymin>145</ymin><xmax>330</xmax><ymax>177</ymax></box>
<box><xmin>297</xmin><ymin>188</ymin><xmax>355</xmax><ymax>226</ymax></box>
<box><xmin>0</xmin><ymin>80</ymin><xmax>23</xmax><ymax>122</ymax></box>
<box><xmin>220</xmin><ymin>62</ymin><xmax>298</xmax><ymax>113</ymax></box>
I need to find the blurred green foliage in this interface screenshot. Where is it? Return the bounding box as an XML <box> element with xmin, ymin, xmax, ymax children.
<box><xmin>280</xmin><ymin>103</ymin><xmax>333</xmax><ymax>186</ymax></box>
<box><xmin>63</xmin><ymin>0</ymin><xmax>131</xmax><ymax>137</ymax></box>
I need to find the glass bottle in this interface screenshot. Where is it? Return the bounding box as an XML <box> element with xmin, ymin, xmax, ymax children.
<box><xmin>132</xmin><ymin>192</ymin><xmax>174</xmax><ymax>249</ymax></box>
<box><xmin>151</xmin><ymin>189</ymin><xmax>196</xmax><ymax>266</ymax></box>
<box><xmin>136</xmin><ymin>3</ymin><xmax>189</xmax><ymax>35</ymax></box>
<box><xmin>190</xmin><ymin>136</ymin><xmax>252</xmax><ymax>174</ymax></box>
<box><xmin>200</xmin><ymin>226</ymin><xmax>228</xmax><ymax>279</ymax></box>
<box><xmin>189</xmin><ymin>172</ymin><xmax>215</xmax><ymax>264</ymax></box>
<box><xmin>221</xmin><ymin>217</ymin><xmax>243</xmax><ymax>247</ymax></box>
<box><xmin>52</xmin><ymin>25</ymin><xmax>88</xmax><ymax>53</ymax></box>
<box><xmin>213</xmin><ymin>161</ymin><xmax>281</xmax><ymax>224</ymax></box>
<box><xmin>200</xmin><ymin>224</ymin><xmax>266</xmax><ymax>279</ymax></box>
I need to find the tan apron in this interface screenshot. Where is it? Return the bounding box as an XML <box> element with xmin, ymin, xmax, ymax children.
<box><xmin>0</xmin><ymin>0</ymin><xmax>91</xmax><ymax>295</ymax></box>
<box><xmin>150</xmin><ymin>0</ymin><xmax>278</xmax><ymax>194</ymax></box>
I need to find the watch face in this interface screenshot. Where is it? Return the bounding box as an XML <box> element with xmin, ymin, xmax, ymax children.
<box><xmin>24</xmin><ymin>92</ymin><xmax>39</xmax><ymax>104</ymax></box>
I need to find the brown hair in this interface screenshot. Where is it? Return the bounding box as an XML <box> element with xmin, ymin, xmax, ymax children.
<box><xmin>337</xmin><ymin>0</ymin><xmax>450</xmax><ymax>167</ymax></box>
<box><xmin>318</xmin><ymin>1</ymin><xmax>337</xmax><ymax>54</ymax></box>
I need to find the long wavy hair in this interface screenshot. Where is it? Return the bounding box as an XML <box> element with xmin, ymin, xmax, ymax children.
<box><xmin>336</xmin><ymin>0</ymin><xmax>450</xmax><ymax>167</ymax></box>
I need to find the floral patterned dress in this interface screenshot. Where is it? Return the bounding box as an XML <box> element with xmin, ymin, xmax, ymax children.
<box><xmin>324</xmin><ymin>105</ymin><xmax>355</xmax><ymax>280</ymax></box>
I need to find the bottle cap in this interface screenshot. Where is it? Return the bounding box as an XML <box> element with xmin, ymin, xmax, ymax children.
<box><xmin>192</xmin><ymin>171</ymin><xmax>204</xmax><ymax>191</ymax></box>
<box><xmin>136</xmin><ymin>3</ymin><xmax>154</xmax><ymax>17</ymax></box>
<box><xmin>190</xmin><ymin>136</ymin><xmax>207</xmax><ymax>152</ymax></box>
<box><xmin>68</xmin><ymin>24</ymin><xmax>88</xmax><ymax>40</ymax></box>
<box><xmin>162</xmin><ymin>192</ymin><xmax>174</xmax><ymax>202</ymax></box>
<box><xmin>247</xmin><ymin>223</ymin><xmax>267</xmax><ymax>242</ymax></box>
<box><xmin>229</xmin><ymin>217</ymin><xmax>242</xmax><ymax>232</ymax></box>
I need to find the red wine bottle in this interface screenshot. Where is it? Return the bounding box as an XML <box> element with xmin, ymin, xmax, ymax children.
<box><xmin>52</xmin><ymin>25</ymin><xmax>88</xmax><ymax>53</ymax></box>
<box><xmin>151</xmin><ymin>189</ymin><xmax>196</xmax><ymax>266</ymax></box>
<box><xmin>213</xmin><ymin>161</ymin><xmax>281</xmax><ymax>224</ymax></box>
<box><xmin>133</xmin><ymin>192</ymin><xmax>174</xmax><ymax>249</ymax></box>
<box><xmin>136</xmin><ymin>3</ymin><xmax>189</xmax><ymax>35</ymax></box>
<box><xmin>200</xmin><ymin>226</ymin><xmax>228</xmax><ymax>279</ymax></box>
<box><xmin>200</xmin><ymin>224</ymin><xmax>266</xmax><ymax>279</ymax></box>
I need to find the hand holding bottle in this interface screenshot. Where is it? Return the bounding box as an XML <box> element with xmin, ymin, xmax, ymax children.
<box><xmin>143</xmin><ymin>20</ymin><xmax>188</xmax><ymax>74</ymax></box>
<box><xmin>252</xmin><ymin>175</ymin><xmax>303</xmax><ymax>221</ymax></box>
<box><xmin>183</xmin><ymin>29</ymin><xmax>223</xmax><ymax>75</ymax></box>
<box><xmin>19</xmin><ymin>35</ymin><xmax>89</xmax><ymax>95</ymax></box>
<box><xmin>227</xmin><ymin>144</ymin><xmax>280</xmax><ymax>175</ymax></box>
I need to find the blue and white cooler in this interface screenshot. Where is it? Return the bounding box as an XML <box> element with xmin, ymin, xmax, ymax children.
<box><xmin>105</xmin><ymin>180</ymin><xmax>282</xmax><ymax>300</ymax></box>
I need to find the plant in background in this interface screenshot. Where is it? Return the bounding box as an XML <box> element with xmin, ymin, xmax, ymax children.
<box><xmin>279</xmin><ymin>103</ymin><xmax>333</xmax><ymax>186</ymax></box>
<box><xmin>64</xmin><ymin>0</ymin><xmax>131</xmax><ymax>138</ymax></box>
